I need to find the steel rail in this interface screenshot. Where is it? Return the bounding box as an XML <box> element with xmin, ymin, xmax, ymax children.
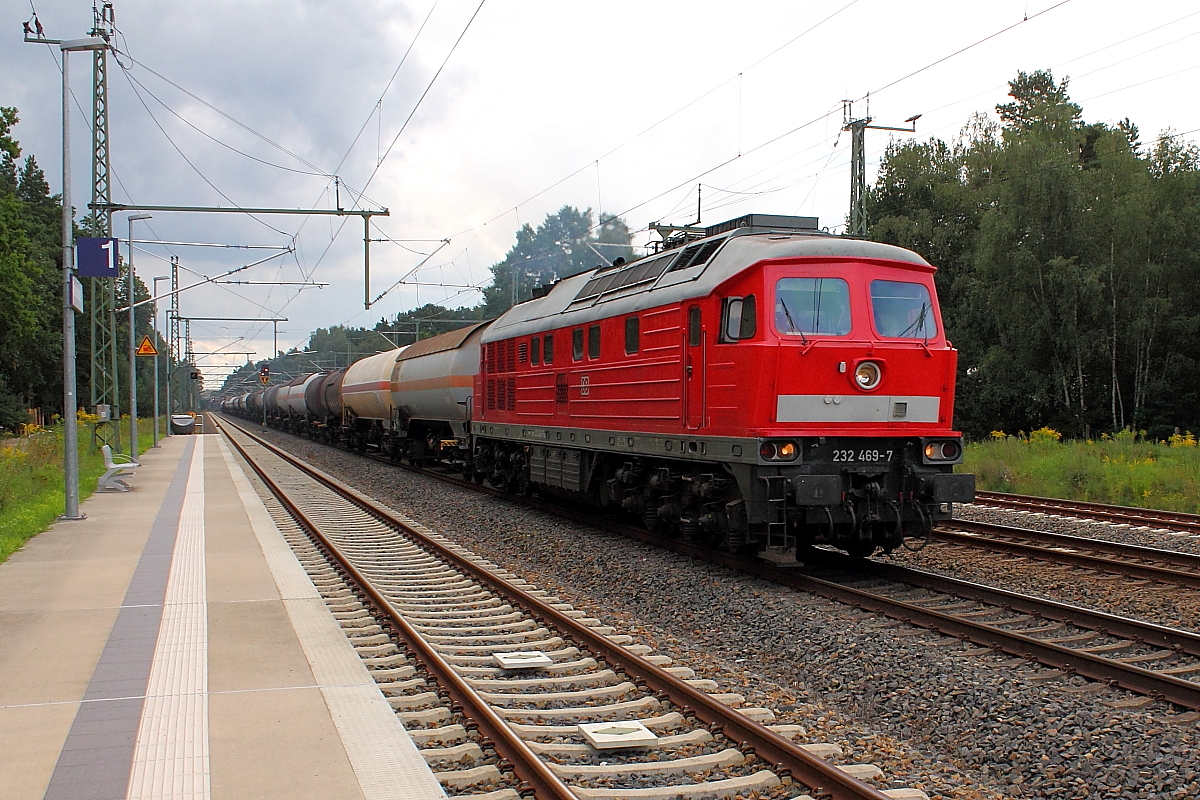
<box><xmin>933</xmin><ymin>522</ymin><xmax>1200</xmax><ymax>589</ymax></box>
<box><xmin>849</xmin><ymin>559</ymin><xmax>1200</xmax><ymax>659</ymax></box>
<box><xmin>974</xmin><ymin>490</ymin><xmax>1200</xmax><ymax>534</ymax></box>
<box><xmin>943</xmin><ymin>518</ymin><xmax>1200</xmax><ymax>572</ymax></box>
<box><xmin>216</xmin><ymin>418</ymin><xmax>579</xmax><ymax>800</ymax></box>
<box><xmin>803</xmin><ymin>565</ymin><xmax>1200</xmax><ymax>709</ymax></box>
<box><xmin>214</xmin><ymin>415</ymin><xmax>895</xmax><ymax>800</ymax></box>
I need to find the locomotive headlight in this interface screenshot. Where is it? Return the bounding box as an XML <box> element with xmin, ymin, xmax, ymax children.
<box><xmin>854</xmin><ymin>361</ymin><xmax>882</xmax><ymax>391</ymax></box>
<box><xmin>923</xmin><ymin>439</ymin><xmax>964</xmax><ymax>463</ymax></box>
<box><xmin>759</xmin><ymin>440</ymin><xmax>799</xmax><ymax>462</ymax></box>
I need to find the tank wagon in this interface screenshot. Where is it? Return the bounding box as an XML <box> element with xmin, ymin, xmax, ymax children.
<box><xmin>340</xmin><ymin>347</ymin><xmax>407</xmax><ymax>452</ymax></box>
<box><xmin>304</xmin><ymin>367</ymin><xmax>347</xmax><ymax>441</ymax></box>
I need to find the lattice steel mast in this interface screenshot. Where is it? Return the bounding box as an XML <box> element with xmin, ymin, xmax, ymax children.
<box><xmin>88</xmin><ymin>2</ymin><xmax>120</xmax><ymax>450</ymax></box>
<box><xmin>842</xmin><ymin>99</ymin><xmax>919</xmax><ymax>237</ymax></box>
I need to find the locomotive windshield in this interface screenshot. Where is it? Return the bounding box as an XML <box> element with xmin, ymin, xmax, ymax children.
<box><xmin>773</xmin><ymin>278</ymin><xmax>851</xmax><ymax>336</ymax></box>
<box><xmin>870</xmin><ymin>280</ymin><xmax>937</xmax><ymax>339</ymax></box>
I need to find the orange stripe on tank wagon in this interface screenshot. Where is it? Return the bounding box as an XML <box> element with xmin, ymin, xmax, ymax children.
<box><xmin>343</xmin><ymin>380</ymin><xmax>392</xmax><ymax>393</ymax></box>
<box><xmin>393</xmin><ymin>375</ymin><xmax>474</xmax><ymax>392</ymax></box>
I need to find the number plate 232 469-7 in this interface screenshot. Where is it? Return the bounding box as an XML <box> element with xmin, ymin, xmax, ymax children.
<box><xmin>831</xmin><ymin>449</ymin><xmax>893</xmax><ymax>463</ymax></box>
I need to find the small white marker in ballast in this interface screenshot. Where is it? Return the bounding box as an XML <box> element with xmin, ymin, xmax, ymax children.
<box><xmin>578</xmin><ymin>720</ymin><xmax>659</xmax><ymax>749</ymax></box>
<box><xmin>493</xmin><ymin>651</ymin><xmax>553</xmax><ymax>669</ymax></box>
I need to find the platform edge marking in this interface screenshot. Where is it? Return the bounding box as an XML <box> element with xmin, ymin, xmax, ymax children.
<box><xmin>217</xmin><ymin>437</ymin><xmax>448</xmax><ymax>800</ymax></box>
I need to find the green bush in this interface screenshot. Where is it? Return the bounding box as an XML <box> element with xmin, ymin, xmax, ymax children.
<box><xmin>964</xmin><ymin>429</ymin><xmax>1200</xmax><ymax>512</ymax></box>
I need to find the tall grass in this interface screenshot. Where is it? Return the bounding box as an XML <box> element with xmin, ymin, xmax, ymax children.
<box><xmin>0</xmin><ymin>417</ymin><xmax>163</xmax><ymax>564</ymax></box>
<box><xmin>964</xmin><ymin>428</ymin><xmax>1200</xmax><ymax>512</ymax></box>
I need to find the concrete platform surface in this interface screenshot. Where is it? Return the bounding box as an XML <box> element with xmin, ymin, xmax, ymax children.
<box><xmin>0</xmin><ymin>430</ymin><xmax>446</xmax><ymax>800</ymax></box>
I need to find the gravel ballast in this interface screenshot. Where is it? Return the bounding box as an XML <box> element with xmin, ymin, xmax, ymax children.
<box><xmin>242</xmin><ymin>425</ymin><xmax>1200</xmax><ymax>799</ymax></box>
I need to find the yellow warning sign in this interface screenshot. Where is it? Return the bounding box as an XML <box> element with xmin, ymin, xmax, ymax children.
<box><xmin>136</xmin><ymin>336</ymin><xmax>158</xmax><ymax>356</ymax></box>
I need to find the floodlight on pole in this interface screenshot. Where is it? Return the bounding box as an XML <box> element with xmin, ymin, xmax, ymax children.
<box><xmin>127</xmin><ymin>214</ymin><xmax>152</xmax><ymax>463</ymax></box>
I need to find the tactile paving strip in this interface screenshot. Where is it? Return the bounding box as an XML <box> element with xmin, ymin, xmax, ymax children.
<box><xmin>127</xmin><ymin>436</ymin><xmax>210</xmax><ymax>800</ymax></box>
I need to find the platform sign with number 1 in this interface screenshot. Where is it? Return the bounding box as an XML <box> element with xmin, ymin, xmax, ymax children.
<box><xmin>76</xmin><ymin>238</ymin><xmax>120</xmax><ymax>277</ymax></box>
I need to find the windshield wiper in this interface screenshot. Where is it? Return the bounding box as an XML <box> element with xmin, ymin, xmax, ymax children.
<box><xmin>779</xmin><ymin>298</ymin><xmax>808</xmax><ymax>345</ymax></box>
<box><xmin>899</xmin><ymin>302</ymin><xmax>929</xmax><ymax>339</ymax></box>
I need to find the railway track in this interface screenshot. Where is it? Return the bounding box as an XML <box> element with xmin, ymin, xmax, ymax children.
<box><xmin>813</xmin><ymin>555</ymin><xmax>1200</xmax><ymax>709</ymax></box>
<box><xmin>974</xmin><ymin>490</ymin><xmax>1200</xmax><ymax>535</ymax></box>
<box><xmin>220</xmin><ymin>416</ymin><xmax>1200</xmax><ymax>710</ymax></box>
<box><xmin>215</xmin><ymin>415</ymin><xmax>931</xmax><ymax>800</ymax></box>
<box><xmin>932</xmin><ymin>518</ymin><xmax>1200</xmax><ymax>589</ymax></box>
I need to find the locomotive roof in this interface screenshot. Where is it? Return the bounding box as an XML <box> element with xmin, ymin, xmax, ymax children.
<box><xmin>482</xmin><ymin>230</ymin><xmax>932</xmax><ymax>342</ymax></box>
<box><xmin>395</xmin><ymin>320</ymin><xmax>491</xmax><ymax>362</ymax></box>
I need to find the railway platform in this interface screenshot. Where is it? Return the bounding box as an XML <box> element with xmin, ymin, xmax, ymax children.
<box><xmin>0</xmin><ymin>421</ymin><xmax>446</xmax><ymax>800</ymax></box>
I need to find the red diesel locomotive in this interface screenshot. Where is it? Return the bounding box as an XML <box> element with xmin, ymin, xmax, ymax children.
<box><xmin>470</xmin><ymin>214</ymin><xmax>974</xmax><ymax>556</ymax></box>
<box><xmin>224</xmin><ymin>213</ymin><xmax>973</xmax><ymax>557</ymax></box>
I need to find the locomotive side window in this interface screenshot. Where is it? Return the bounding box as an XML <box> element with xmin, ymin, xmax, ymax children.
<box><xmin>544</xmin><ymin>334</ymin><xmax>554</xmax><ymax>364</ymax></box>
<box><xmin>531</xmin><ymin>336</ymin><xmax>541</xmax><ymax>366</ymax></box>
<box><xmin>688</xmin><ymin>306</ymin><xmax>702</xmax><ymax>347</ymax></box>
<box><xmin>572</xmin><ymin>329</ymin><xmax>584</xmax><ymax>361</ymax></box>
<box><xmin>625</xmin><ymin>316</ymin><xmax>640</xmax><ymax>355</ymax></box>
<box><xmin>720</xmin><ymin>295</ymin><xmax>757</xmax><ymax>341</ymax></box>
<box><xmin>871</xmin><ymin>280</ymin><xmax>937</xmax><ymax>339</ymax></box>
<box><xmin>774</xmin><ymin>278</ymin><xmax>851</xmax><ymax>336</ymax></box>
<box><xmin>588</xmin><ymin>324</ymin><xmax>601</xmax><ymax>359</ymax></box>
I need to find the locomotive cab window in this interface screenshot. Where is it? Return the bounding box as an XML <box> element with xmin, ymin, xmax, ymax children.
<box><xmin>720</xmin><ymin>295</ymin><xmax>757</xmax><ymax>341</ymax></box>
<box><xmin>588</xmin><ymin>324</ymin><xmax>601</xmax><ymax>359</ymax></box>
<box><xmin>625</xmin><ymin>316</ymin><xmax>640</xmax><ymax>355</ymax></box>
<box><xmin>871</xmin><ymin>280</ymin><xmax>937</xmax><ymax>339</ymax></box>
<box><xmin>544</xmin><ymin>334</ymin><xmax>554</xmax><ymax>364</ymax></box>
<box><xmin>572</xmin><ymin>328</ymin><xmax>584</xmax><ymax>361</ymax></box>
<box><xmin>774</xmin><ymin>278</ymin><xmax>851</xmax><ymax>336</ymax></box>
<box><xmin>531</xmin><ymin>336</ymin><xmax>541</xmax><ymax>366</ymax></box>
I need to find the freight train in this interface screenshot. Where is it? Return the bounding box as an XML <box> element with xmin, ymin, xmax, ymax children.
<box><xmin>222</xmin><ymin>214</ymin><xmax>974</xmax><ymax>557</ymax></box>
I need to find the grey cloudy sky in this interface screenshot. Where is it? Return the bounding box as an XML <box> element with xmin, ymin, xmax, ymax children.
<box><xmin>4</xmin><ymin>0</ymin><xmax>1199</xmax><ymax>381</ymax></box>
